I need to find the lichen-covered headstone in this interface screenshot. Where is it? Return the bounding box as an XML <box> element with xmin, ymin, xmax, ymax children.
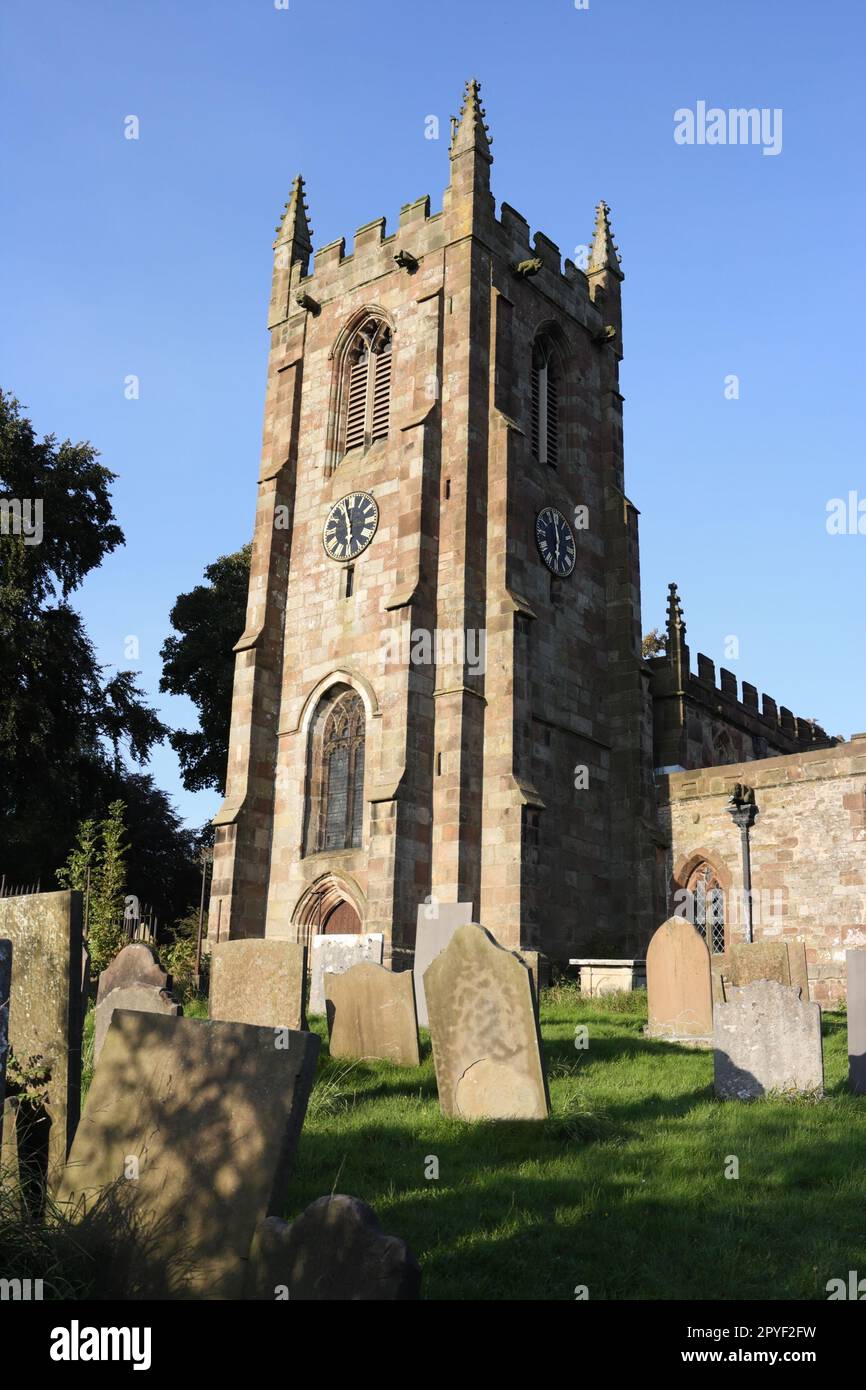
<box><xmin>847</xmin><ymin>950</ymin><xmax>866</xmax><ymax>1095</ymax></box>
<box><xmin>326</xmin><ymin>962</ymin><xmax>420</xmax><ymax>1066</ymax></box>
<box><xmin>714</xmin><ymin>979</ymin><xmax>823</xmax><ymax>1099</ymax></box>
<box><xmin>210</xmin><ymin>939</ymin><xmax>307</xmax><ymax>1031</ymax></box>
<box><xmin>309</xmin><ymin>933</ymin><xmax>383</xmax><ymax>1016</ymax></box>
<box><xmin>55</xmin><ymin>1012</ymin><xmax>320</xmax><ymax>1299</ymax></box>
<box><xmin>0</xmin><ymin>891</ymin><xmax>83</xmax><ymax>1185</ymax></box>
<box><xmin>94</xmin><ymin>942</ymin><xmax>181</xmax><ymax>1065</ymax></box>
<box><xmin>646</xmin><ymin>917</ymin><xmax>713</xmax><ymax>1040</ymax></box>
<box><xmin>424</xmin><ymin>922</ymin><xmax>549</xmax><ymax>1120</ymax></box>
<box><xmin>244</xmin><ymin>1195</ymin><xmax>421</xmax><ymax>1300</ymax></box>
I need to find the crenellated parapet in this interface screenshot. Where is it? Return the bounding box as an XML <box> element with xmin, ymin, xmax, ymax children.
<box><xmin>649</xmin><ymin>583</ymin><xmax>835</xmax><ymax>771</ymax></box>
<box><xmin>265</xmin><ymin>79</ymin><xmax>620</xmax><ymax>356</ymax></box>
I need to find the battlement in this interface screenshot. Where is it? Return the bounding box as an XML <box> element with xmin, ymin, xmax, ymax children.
<box><xmin>269</xmin><ymin>79</ymin><xmax>615</xmax><ymax>340</ymax></box>
<box><xmin>650</xmin><ymin>582</ymin><xmax>835</xmax><ymax>770</ymax></box>
<box><xmin>685</xmin><ymin>648</ymin><xmax>831</xmax><ymax>747</ymax></box>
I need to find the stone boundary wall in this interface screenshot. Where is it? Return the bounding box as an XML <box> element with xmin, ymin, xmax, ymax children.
<box><xmin>656</xmin><ymin>738</ymin><xmax>866</xmax><ymax>1005</ymax></box>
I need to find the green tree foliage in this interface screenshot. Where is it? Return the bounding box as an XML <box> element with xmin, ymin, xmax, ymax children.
<box><xmin>641</xmin><ymin>628</ymin><xmax>667</xmax><ymax>659</ymax></box>
<box><xmin>0</xmin><ymin>391</ymin><xmax>167</xmax><ymax>883</ymax></box>
<box><xmin>58</xmin><ymin>801</ymin><xmax>128</xmax><ymax>972</ymax></box>
<box><xmin>160</xmin><ymin>545</ymin><xmax>251</xmax><ymax>793</ymax></box>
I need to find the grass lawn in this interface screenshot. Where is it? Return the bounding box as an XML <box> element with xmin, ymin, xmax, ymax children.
<box><xmin>286</xmin><ymin>986</ymin><xmax>866</xmax><ymax>1301</ymax></box>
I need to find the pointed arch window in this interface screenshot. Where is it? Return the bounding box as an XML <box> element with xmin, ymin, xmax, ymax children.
<box><xmin>304</xmin><ymin>688</ymin><xmax>366</xmax><ymax>854</ymax></box>
<box><xmin>531</xmin><ymin>337</ymin><xmax>559</xmax><ymax>467</ymax></box>
<box><xmin>686</xmin><ymin>860</ymin><xmax>726</xmax><ymax>955</ymax></box>
<box><xmin>341</xmin><ymin>319</ymin><xmax>392</xmax><ymax>455</ymax></box>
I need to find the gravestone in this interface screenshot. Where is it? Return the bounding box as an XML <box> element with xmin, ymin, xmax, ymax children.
<box><xmin>785</xmin><ymin>941</ymin><xmax>810</xmax><ymax>1001</ymax></box>
<box><xmin>244</xmin><ymin>1195</ymin><xmax>421</xmax><ymax>1300</ymax></box>
<box><xmin>0</xmin><ymin>940</ymin><xmax>10</xmax><ymax>1150</ymax></box>
<box><xmin>727</xmin><ymin>941</ymin><xmax>790</xmax><ymax>988</ymax></box>
<box><xmin>646</xmin><ymin>917</ymin><xmax>713</xmax><ymax>1040</ymax></box>
<box><xmin>424</xmin><ymin>922</ymin><xmax>549</xmax><ymax>1120</ymax></box>
<box><xmin>716</xmin><ymin>940</ymin><xmax>810</xmax><ymax>1003</ymax></box>
<box><xmin>710</xmin><ymin>956</ymin><xmax>727</xmax><ymax>1008</ymax></box>
<box><xmin>714</xmin><ymin>979</ymin><xmax>823</xmax><ymax>1099</ymax></box>
<box><xmin>326</xmin><ymin>962</ymin><xmax>420</xmax><ymax>1066</ymax></box>
<box><xmin>847</xmin><ymin>950</ymin><xmax>866</xmax><ymax>1095</ymax></box>
<box><xmin>210</xmin><ymin>939</ymin><xmax>307</xmax><ymax>1031</ymax></box>
<box><xmin>1</xmin><ymin>1097</ymin><xmax>21</xmax><ymax>1201</ymax></box>
<box><xmin>55</xmin><ymin>1012</ymin><xmax>320</xmax><ymax>1299</ymax></box>
<box><xmin>0</xmin><ymin>891</ymin><xmax>83</xmax><ymax>1184</ymax></box>
<box><xmin>94</xmin><ymin>943</ymin><xmax>181</xmax><ymax>1065</ymax></box>
<box><xmin>413</xmin><ymin>901</ymin><xmax>474</xmax><ymax>1027</ymax></box>
<box><xmin>516</xmin><ymin>950</ymin><xmax>546</xmax><ymax>1012</ymax></box>
<box><xmin>309</xmin><ymin>933</ymin><xmax>383</xmax><ymax>1016</ymax></box>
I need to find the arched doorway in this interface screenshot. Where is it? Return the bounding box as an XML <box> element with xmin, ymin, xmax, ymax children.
<box><xmin>292</xmin><ymin>874</ymin><xmax>366</xmax><ymax>946</ymax></box>
<box><xmin>322</xmin><ymin>899</ymin><xmax>362</xmax><ymax>934</ymax></box>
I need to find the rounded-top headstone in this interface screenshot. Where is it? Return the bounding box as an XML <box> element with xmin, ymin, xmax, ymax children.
<box><xmin>646</xmin><ymin>916</ymin><xmax>713</xmax><ymax>1039</ymax></box>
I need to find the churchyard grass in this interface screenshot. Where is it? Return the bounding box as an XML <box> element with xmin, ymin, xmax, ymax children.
<box><xmin>289</xmin><ymin>985</ymin><xmax>866</xmax><ymax>1301</ymax></box>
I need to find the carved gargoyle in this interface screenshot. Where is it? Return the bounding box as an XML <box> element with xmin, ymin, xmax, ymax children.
<box><xmin>728</xmin><ymin>783</ymin><xmax>755</xmax><ymax>807</ymax></box>
<box><xmin>394</xmin><ymin>249</ymin><xmax>419</xmax><ymax>273</ymax></box>
<box><xmin>295</xmin><ymin>291</ymin><xmax>320</xmax><ymax>315</ymax></box>
<box><xmin>513</xmin><ymin>257</ymin><xmax>543</xmax><ymax>278</ymax></box>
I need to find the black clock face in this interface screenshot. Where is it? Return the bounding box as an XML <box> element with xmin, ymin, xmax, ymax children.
<box><xmin>323</xmin><ymin>491</ymin><xmax>379</xmax><ymax>561</ymax></box>
<box><xmin>535</xmin><ymin>506</ymin><xmax>575</xmax><ymax>577</ymax></box>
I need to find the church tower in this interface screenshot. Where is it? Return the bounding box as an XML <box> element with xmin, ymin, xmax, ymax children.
<box><xmin>210</xmin><ymin>80</ymin><xmax>657</xmax><ymax>966</ymax></box>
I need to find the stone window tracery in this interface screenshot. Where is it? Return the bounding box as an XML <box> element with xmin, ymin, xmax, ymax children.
<box><xmin>304</xmin><ymin>689</ymin><xmax>366</xmax><ymax>854</ymax></box>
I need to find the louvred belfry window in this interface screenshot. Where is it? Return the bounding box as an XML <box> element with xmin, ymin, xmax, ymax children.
<box><xmin>304</xmin><ymin>688</ymin><xmax>366</xmax><ymax>855</ymax></box>
<box><xmin>341</xmin><ymin>320</ymin><xmax>392</xmax><ymax>455</ymax></box>
<box><xmin>531</xmin><ymin>338</ymin><xmax>559</xmax><ymax>467</ymax></box>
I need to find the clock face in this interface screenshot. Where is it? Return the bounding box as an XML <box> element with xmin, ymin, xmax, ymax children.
<box><xmin>535</xmin><ymin>506</ymin><xmax>575</xmax><ymax>577</ymax></box>
<box><xmin>323</xmin><ymin>491</ymin><xmax>379</xmax><ymax>561</ymax></box>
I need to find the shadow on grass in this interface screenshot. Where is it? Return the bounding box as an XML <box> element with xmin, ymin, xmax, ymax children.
<box><xmin>288</xmin><ymin>1004</ymin><xmax>866</xmax><ymax>1300</ymax></box>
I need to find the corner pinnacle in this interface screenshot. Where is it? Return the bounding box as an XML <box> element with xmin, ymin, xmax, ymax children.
<box><xmin>588</xmin><ymin>200</ymin><xmax>623</xmax><ymax>279</ymax></box>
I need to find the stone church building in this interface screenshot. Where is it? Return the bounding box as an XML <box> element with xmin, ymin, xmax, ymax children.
<box><xmin>211</xmin><ymin>80</ymin><xmax>866</xmax><ymax>1001</ymax></box>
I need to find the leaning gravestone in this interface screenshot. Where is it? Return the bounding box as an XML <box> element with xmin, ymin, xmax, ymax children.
<box><xmin>714</xmin><ymin>979</ymin><xmax>823</xmax><ymax>1099</ymax></box>
<box><xmin>847</xmin><ymin>950</ymin><xmax>866</xmax><ymax>1095</ymax></box>
<box><xmin>309</xmin><ymin>933</ymin><xmax>383</xmax><ymax>1016</ymax></box>
<box><xmin>93</xmin><ymin>942</ymin><xmax>181</xmax><ymax>1066</ymax></box>
<box><xmin>646</xmin><ymin>917</ymin><xmax>713</xmax><ymax>1041</ymax></box>
<box><xmin>0</xmin><ymin>940</ymin><xmax>10</xmax><ymax>1149</ymax></box>
<box><xmin>413</xmin><ymin>901</ymin><xmax>474</xmax><ymax>1027</ymax></box>
<box><xmin>424</xmin><ymin>922</ymin><xmax>549</xmax><ymax>1120</ymax></box>
<box><xmin>0</xmin><ymin>891</ymin><xmax>83</xmax><ymax>1185</ymax></box>
<box><xmin>55</xmin><ymin>1012</ymin><xmax>320</xmax><ymax>1299</ymax></box>
<box><xmin>326</xmin><ymin>962</ymin><xmax>420</xmax><ymax>1066</ymax></box>
<box><xmin>210</xmin><ymin>939</ymin><xmax>307</xmax><ymax>1031</ymax></box>
<box><xmin>244</xmin><ymin>1195</ymin><xmax>421</xmax><ymax>1300</ymax></box>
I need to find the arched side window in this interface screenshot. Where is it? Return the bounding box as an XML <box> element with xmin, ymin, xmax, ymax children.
<box><xmin>686</xmin><ymin>860</ymin><xmax>726</xmax><ymax>955</ymax></box>
<box><xmin>303</xmin><ymin>688</ymin><xmax>366</xmax><ymax>854</ymax></box>
<box><xmin>531</xmin><ymin>337</ymin><xmax>559</xmax><ymax>467</ymax></box>
<box><xmin>341</xmin><ymin>319</ymin><xmax>392</xmax><ymax>455</ymax></box>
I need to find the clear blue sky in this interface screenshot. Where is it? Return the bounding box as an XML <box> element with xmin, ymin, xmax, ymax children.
<box><xmin>2</xmin><ymin>0</ymin><xmax>864</xmax><ymax>829</ymax></box>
